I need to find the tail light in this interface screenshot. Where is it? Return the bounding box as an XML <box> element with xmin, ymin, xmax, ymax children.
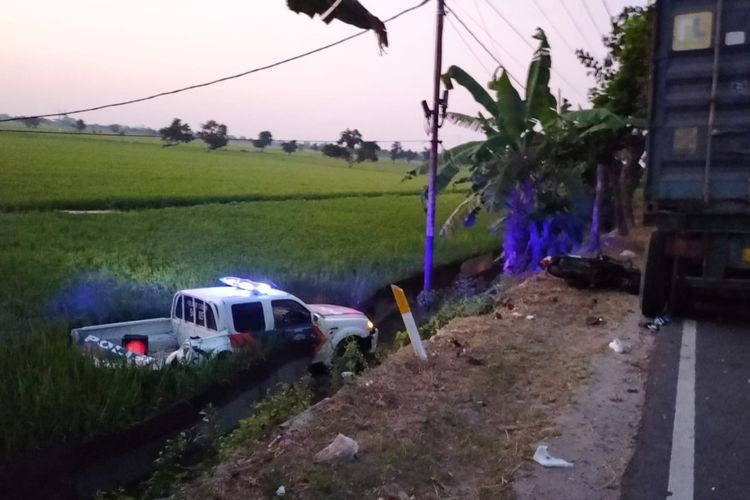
<box><xmin>122</xmin><ymin>334</ymin><xmax>148</xmax><ymax>355</ymax></box>
<box><xmin>312</xmin><ymin>325</ymin><xmax>327</xmax><ymax>347</ymax></box>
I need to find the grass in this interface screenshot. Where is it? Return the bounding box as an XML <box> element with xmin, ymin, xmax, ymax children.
<box><xmin>0</xmin><ymin>133</ymin><xmax>423</xmax><ymax>211</ymax></box>
<box><xmin>0</xmin><ymin>194</ymin><xmax>498</xmax><ymax>334</ymax></box>
<box><xmin>0</xmin><ymin>132</ymin><xmax>498</xmax><ymax>467</ymax></box>
<box><xmin>0</xmin><ymin>328</ymin><xmax>265</xmax><ymax>461</ymax></box>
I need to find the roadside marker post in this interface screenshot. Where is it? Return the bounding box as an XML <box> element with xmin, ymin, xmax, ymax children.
<box><xmin>391</xmin><ymin>285</ymin><xmax>428</xmax><ymax>361</ymax></box>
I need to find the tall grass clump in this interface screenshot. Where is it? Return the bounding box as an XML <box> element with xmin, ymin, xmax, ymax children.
<box><xmin>0</xmin><ymin>328</ymin><xmax>261</xmax><ymax>461</ymax></box>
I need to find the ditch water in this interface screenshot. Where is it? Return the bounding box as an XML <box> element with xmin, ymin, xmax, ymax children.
<box><xmin>1</xmin><ymin>254</ymin><xmax>499</xmax><ymax>500</ymax></box>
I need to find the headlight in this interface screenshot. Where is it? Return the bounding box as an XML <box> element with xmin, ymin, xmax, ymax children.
<box><xmin>367</xmin><ymin>320</ymin><xmax>374</xmax><ymax>331</ymax></box>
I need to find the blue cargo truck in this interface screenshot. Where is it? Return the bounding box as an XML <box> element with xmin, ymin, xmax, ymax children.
<box><xmin>642</xmin><ymin>0</ymin><xmax>750</xmax><ymax>316</ymax></box>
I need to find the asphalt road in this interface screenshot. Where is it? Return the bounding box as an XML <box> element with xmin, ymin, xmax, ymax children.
<box><xmin>621</xmin><ymin>317</ymin><xmax>750</xmax><ymax>500</ymax></box>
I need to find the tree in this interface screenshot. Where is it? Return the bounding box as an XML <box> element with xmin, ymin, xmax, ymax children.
<box><xmin>108</xmin><ymin>124</ymin><xmax>124</xmax><ymax>135</ymax></box>
<box><xmin>22</xmin><ymin>117</ymin><xmax>40</xmax><ymax>129</ymax></box>
<box><xmin>252</xmin><ymin>131</ymin><xmax>273</xmax><ymax>151</ymax></box>
<box><xmin>338</xmin><ymin>128</ymin><xmax>362</xmax><ymax>150</ymax></box>
<box><xmin>281</xmin><ymin>140</ymin><xmax>298</xmax><ymax>155</ymax></box>
<box><xmin>390</xmin><ymin>141</ymin><xmax>403</xmax><ymax>163</ymax></box>
<box><xmin>197</xmin><ymin>120</ymin><xmax>228</xmax><ymax>150</ymax></box>
<box><xmin>159</xmin><ymin>118</ymin><xmax>194</xmax><ymax>146</ymax></box>
<box><xmin>74</xmin><ymin>119</ymin><xmax>86</xmax><ymax>132</ymax></box>
<box><xmin>576</xmin><ymin>5</ymin><xmax>654</xmax><ymax>228</ymax></box>
<box><xmin>440</xmin><ymin>29</ymin><xmax>584</xmax><ymax>275</ymax></box>
<box><xmin>321</xmin><ymin>143</ymin><xmax>351</xmax><ymax>162</ymax></box>
<box><xmin>356</xmin><ymin>141</ymin><xmax>380</xmax><ymax>162</ymax></box>
<box><xmin>404</xmin><ymin>150</ymin><xmax>419</xmax><ymax>163</ymax></box>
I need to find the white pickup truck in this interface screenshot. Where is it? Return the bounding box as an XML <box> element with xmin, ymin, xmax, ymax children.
<box><xmin>71</xmin><ymin>277</ymin><xmax>378</xmax><ymax>366</ymax></box>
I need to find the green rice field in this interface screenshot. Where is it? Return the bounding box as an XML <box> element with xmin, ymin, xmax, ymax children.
<box><xmin>0</xmin><ymin>131</ymin><xmax>498</xmax><ymax>461</ymax></box>
<box><xmin>0</xmin><ymin>132</ymin><xmax>421</xmax><ymax>211</ymax></box>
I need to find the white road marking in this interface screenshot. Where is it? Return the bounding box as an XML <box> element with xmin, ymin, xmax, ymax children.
<box><xmin>667</xmin><ymin>319</ymin><xmax>697</xmax><ymax>500</ymax></box>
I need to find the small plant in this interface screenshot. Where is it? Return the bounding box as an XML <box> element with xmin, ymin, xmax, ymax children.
<box><xmin>218</xmin><ymin>381</ymin><xmax>311</xmax><ymax>459</ymax></box>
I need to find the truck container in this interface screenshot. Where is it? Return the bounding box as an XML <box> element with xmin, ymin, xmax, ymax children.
<box><xmin>642</xmin><ymin>0</ymin><xmax>750</xmax><ymax>315</ymax></box>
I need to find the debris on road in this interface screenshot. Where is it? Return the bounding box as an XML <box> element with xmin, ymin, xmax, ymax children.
<box><xmin>586</xmin><ymin>316</ymin><xmax>605</xmax><ymax>326</ymax></box>
<box><xmin>640</xmin><ymin>316</ymin><xmax>671</xmax><ymax>332</ymax></box>
<box><xmin>533</xmin><ymin>445</ymin><xmax>574</xmax><ymax>468</ymax></box>
<box><xmin>608</xmin><ymin>338</ymin><xmax>626</xmax><ymax>354</ymax></box>
<box><xmin>314</xmin><ymin>433</ymin><xmax>359</xmax><ymax>462</ymax></box>
<box><xmin>619</xmin><ymin>250</ymin><xmax>636</xmax><ymax>259</ymax></box>
<box><xmin>276</xmin><ymin>485</ymin><xmax>286</xmax><ymax>497</ymax></box>
<box><xmin>526</xmin><ymin>315</ymin><xmax>535</xmax><ymax>320</ymax></box>
<box><xmin>540</xmin><ymin>254</ymin><xmax>641</xmax><ymax>294</ymax></box>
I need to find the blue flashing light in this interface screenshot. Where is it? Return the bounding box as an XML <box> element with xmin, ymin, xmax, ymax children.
<box><xmin>219</xmin><ymin>276</ymin><xmax>275</xmax><ymax>295</ymax></box>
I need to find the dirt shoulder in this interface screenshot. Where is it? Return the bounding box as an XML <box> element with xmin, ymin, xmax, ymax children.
<box><xmin>183</xmin><ymin>259</ymin><xmax>653</xmax><ymax>499</ymax></box>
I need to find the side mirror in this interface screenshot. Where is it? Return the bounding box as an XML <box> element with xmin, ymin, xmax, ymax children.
<box><xmin>312</xmin><ymin>313</ymin><xmax>321</xmax><ymax>324</ymax></box>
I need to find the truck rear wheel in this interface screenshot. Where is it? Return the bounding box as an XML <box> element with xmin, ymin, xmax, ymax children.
<box><xmin>641</xmin><ymin>231</ymin><xmax>671</xmax><ymax>317</ymax></box>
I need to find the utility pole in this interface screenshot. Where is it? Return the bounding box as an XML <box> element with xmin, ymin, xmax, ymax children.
<box><xmin>422</xmin><ymin>0</ymin><xmax>446</xmax><ymax>301</ymax></box>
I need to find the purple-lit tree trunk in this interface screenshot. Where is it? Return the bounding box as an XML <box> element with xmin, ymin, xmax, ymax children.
<box><xmin>589</xmin><ymin>162</ymin><xmax>607</xmax><ymax>254</ymax></box>
<box><xmin>503</xmin><ymin>184</ymin><xmax>530</xmax><ymax>275</ymax></box>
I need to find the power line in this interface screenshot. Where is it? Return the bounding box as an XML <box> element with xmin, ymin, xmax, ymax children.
<box><xmin>529</xmin><ymin>0</ymin><xmax>579</xmax><ymax>54</ymax></box>
<box><xmin>482</xmin><ymin>0</ymin><xmax>533</xmax><ymax>50</ymax></box>
<box><xmin>482</xmin><ymin>0</ymin><xmax>588</xmax><ymax>101</ymax></box>
<box><xmin>1</xmin><ymin>1</ymin><xmax>430</xmax><ymax>124</ymax></box>
<box><xmin>446</xmin><ymin>16</ymin><xmax>493</xmax><ymax>77</ymax></box>
<box><xmin>560</xmin><ymin>1</ymin><xmax>600</xmax><ymax>54</ymax></box>
<box><xmin>449</xmin><ymin>0</ymin><xmax>526</xmax><ymax>70</ymax></box>
<box><xmin>445</xmin><ymin>7</ymin><xmax>525</xmax><ymax>89</ymax></box>
<box><xmin>580</xmin><ymin>0</ymin><xmax>607</xmax><ymax>38</ymax></box>
<box><xmin>600</xmin><ymin>0</ymin><xmax>614</xmax><ymax>20</ymax></box>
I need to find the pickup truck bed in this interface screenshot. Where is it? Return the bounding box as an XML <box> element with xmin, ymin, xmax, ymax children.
<box><xmin>71</xmin><ymin>318</ymin><xmax>178</xmax><ymax>357</ymax></box>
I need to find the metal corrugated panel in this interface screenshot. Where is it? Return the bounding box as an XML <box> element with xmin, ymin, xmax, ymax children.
<box><xmin>647</xmin><ymin>0</ymin><xmax>750</xmax><ymax>212</ymax></box>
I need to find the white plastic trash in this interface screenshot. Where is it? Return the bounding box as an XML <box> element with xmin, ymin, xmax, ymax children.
<box><xmin>609</xmin><ymin>338</ymin><xmax>625</xmax><ymax>354</ymax></box>
<box><xmin>276</xmin><ymin>485</ymin><xmax>286</xmax><ymax>497</ymax></box>
<box><xmin>533</xmin><ymin>445</ymin><xmax>574</xmax><ymax>468</ymax></box>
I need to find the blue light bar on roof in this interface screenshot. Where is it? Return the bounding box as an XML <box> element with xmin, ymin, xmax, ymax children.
<box><xmin>219</xmin><ymin>276</ymin><xmax>273</xmax><ymax>295</ymax></box>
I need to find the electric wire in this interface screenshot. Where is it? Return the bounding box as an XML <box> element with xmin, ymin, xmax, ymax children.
<box><xmin>580</xmin><ymin>0</ymin><xmax>607</xmax><ymax>38</ymax></box>
<box><xmin>1</xmin><ymin>0</ymin><xmax>430</xmax><ymax>123</ymax></box>
<box><xmin>560</xmin><ymin>0</ymin><xmax>600</xmax><ymax>53</ymax></box>
<box><xmin>482</xmin><ymin>0</ymin><xmax>589</xmax><ymax>101</ymax></box>
<box><xmin>446</xmin><ymin>16</ymin><xmax>494</xmax><ymax>78</ymax></box>
<box><xmin>445</xmin><ymin>7</ymin><xmax>525</xmax><ymax>89</ymax></box>
<box><xmin>600</xmin><ymin>0</ymin><xmax>614</xmax><ymax>20</ymax></box>
<box><xmin>529</xmin><ymin>0</ymin><xmax>579</xmax><ymax>54</ymax></box>
<box><xmin>449</xmin><ymin>0</ymin><xmax>527</xmax><ymax>70</ymax></box>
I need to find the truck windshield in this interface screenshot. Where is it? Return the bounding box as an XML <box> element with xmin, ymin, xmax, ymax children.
<box><xmin>232</xmin><ymin>302</ymin><xmax>265</xmax><ymax>333</ymax></box>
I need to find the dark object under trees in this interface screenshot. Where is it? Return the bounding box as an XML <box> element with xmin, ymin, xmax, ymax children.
<box><xmin>159</xmin><ymin>118</ymin><xmax>194</xmax><ymax>146</ymax></box>
<box><xmin>640</xmin><ymin>231</ymin><xmax>671</xmax><ymax>317</ymax></box>
<box><xmin>541</xmin><ymin>254</ymin><xmax>641</xmax><ymax>295</ymax></box>
<box><xmin>286</xmin><ymin>0</ymin><xmax>388</xmax><ymax>49</ymax></box>
<box><xmin>197</xmin><ymin>120</ymin><xmax>229</xmax><ymax>150</ymax></box>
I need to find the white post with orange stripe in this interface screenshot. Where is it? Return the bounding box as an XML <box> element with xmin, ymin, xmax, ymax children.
<box><xmin>391</xmin><ymin>285</ymin><xmax>428</xmax><ymax>361</ymax></box>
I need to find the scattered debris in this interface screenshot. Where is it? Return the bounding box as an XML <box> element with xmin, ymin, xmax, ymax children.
<box><xmin>540</xmin><ymin>254</ymin><xmax>641</xmax><ymax>294</ymax></box>
<box><xmin>532</xmin><ymin>445</ymin><xmax>574</xmax><ymax>468</ymax></box>
<box><xmin>314</xmin><ymin>433</ymin><xmax>359</xmax><ymax>462</ymax></box>
<box><xmin>585</xmin><ymin>316</ymin><xmax>604</xmax><ymax>326</ymax></box>
<box><xmin>276</xmin><ymin>485</ymin><xmax>286</xmax><ymax>497</ymax></box>
<box><xmin>494</xmin><ymin>310</ymin><xmax>503</xmax><ymax>320</ymax></box>
<box><xmin>608</xmin><ymin>338</ymin><xmax>626</xmax><ymax>354</ymax></box>
<box><xmin>341</xmin><ymin>371</ymin><xmax>355</xmax><ymax>380</ymax></box>
<box><xmin>512</xmin><ymin>312</ymin><xmax>523</xmax><ymax>318</ymax></box>
<box><xmin>640</xmin><ymin>316</ymin><xmax>671</xmax><ymax>331</ymax></box>
<box><xmin>525</xmin><ymin>315</ymin><xmax>535</xmax><ymax>320</ymax></box>
<box><xmin>619</xmin><ymin>250</ymin><xmax>636</xmax><ymax>259</ymax></box>
<box><xmin>467</xmin><ymin>356</ymin><xmax>484</xmax><ymax>366</ymax></box>
<box><xmin>627</xmin><ymin>388</ymin><xmax>639</xmax><ymax>394</ymax></box>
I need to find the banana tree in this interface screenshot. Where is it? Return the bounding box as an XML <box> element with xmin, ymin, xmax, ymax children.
<box><xmin>561</xmin><ymin>108</ymin><xmax>646</xmax><ymax>251</ymax></box>
<box><xmin>439</xmin><ymin>29</ymin><xmax>578</xmax><ymax>274</ymax></box>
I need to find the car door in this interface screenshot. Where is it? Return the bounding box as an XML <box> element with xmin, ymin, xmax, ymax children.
<box><xmin>270</xmin><ymin>299</ymin><xmax>317</xmax><ymax>353</ymax></box>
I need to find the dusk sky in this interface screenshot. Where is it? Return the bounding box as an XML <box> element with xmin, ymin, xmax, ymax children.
<box><xmin>1</xmin><ymin>0</ymin><xmax>646</xmax><ymax>147</ymax></box>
